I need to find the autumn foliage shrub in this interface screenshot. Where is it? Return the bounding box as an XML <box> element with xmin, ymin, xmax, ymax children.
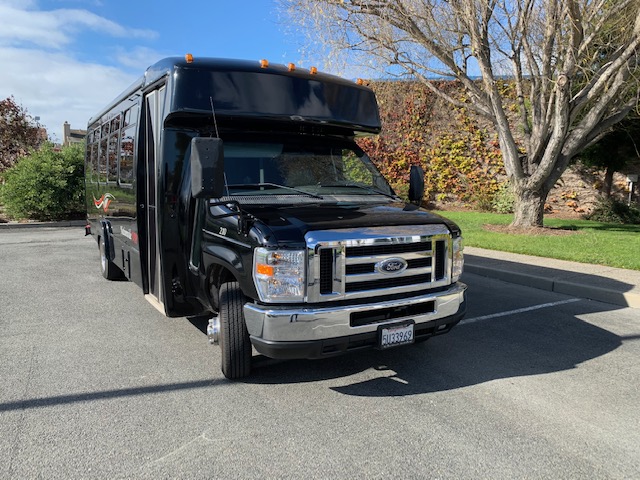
<box><xmin>359</xmin><ymin>80</ymin><xmax>508</xmax><ymax>210</ymax></box>
<box><xmin>0</xmin><ymin>96</ymin><xmax>45</xmax><ymax>172</ymax></box>
<box><xmin>358</xmin><ymin>81</ymin><xmax>437</xmax><ymax>199</ymax></box>
<box><xmin>491</xmin><ymin>182</ymin><xmax>516</xmax><ymax>214</ymax></box>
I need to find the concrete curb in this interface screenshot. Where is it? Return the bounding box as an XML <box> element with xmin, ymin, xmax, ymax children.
<box><xmin>552</xmin><ymin>281</ymin><xmax>640</xmax><ymax>309</ymax></box>
<box><xmin>0</xmin><ymin>220</ymin><xmax>86</xmax><ymax>229</ymax></box>
<box><xmin>465</xmin><ymin>251</ymin><xmax>640</xmax><ymax>308</ymax></box>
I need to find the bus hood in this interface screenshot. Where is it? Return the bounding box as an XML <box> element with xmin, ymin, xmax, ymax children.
<box><xmin>243</xmin><ymin>201</ymin><xmax>461</xmax><ymax>246</ymax></box>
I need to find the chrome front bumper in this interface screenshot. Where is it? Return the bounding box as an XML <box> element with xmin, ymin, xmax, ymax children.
<box><xmin>243</xmin><ymin>283</ymin><xmax>466</xmax><ymax>358</ymax></box>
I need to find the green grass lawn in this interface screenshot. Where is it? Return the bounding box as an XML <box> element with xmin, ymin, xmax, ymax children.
<box><xmin>436</xmin><ymin>210</ymin><xmax>640</xmax><ymax>271</ymax></box>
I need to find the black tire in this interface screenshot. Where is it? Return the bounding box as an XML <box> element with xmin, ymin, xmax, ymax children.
<box><xmin>99</xmin><ymin>235</ymin><xmax>122</xmax><ymax>280</ymax></box>
<box><xmin>219</xmin><ymin>281</ymin><xmax>252</xmax><ymax>379</ymax></box>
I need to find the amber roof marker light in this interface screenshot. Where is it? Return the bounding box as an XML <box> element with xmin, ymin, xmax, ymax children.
<box><xmin>185</xmin><ymin>53</ymin><xmax>194</xmax><ymax>63</ymax></box>
<box><xmin>260</xmin><ymin>59</ymin><xmax>269</xmax><ymax>68</ymax></box>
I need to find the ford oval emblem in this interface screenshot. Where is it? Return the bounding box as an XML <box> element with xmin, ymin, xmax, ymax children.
<box><xmin>375</xmin><ymin>257</ymin><xmax>408</xmax><ymax>275</ymax></box>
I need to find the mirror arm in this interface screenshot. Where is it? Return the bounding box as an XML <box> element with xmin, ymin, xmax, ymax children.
<box><xmin>408</xmin><ymin>165</ymin><xmax>425</xmax><ymax>207</ymax></box>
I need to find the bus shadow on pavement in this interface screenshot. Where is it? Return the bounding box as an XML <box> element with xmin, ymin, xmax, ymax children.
<box><xmin>0</xmin><ymin>380</ymin><xmax>218</xmax><ymax>413</ymax></box>
<box><xmin>243</xmin><ymin>299</ymin><xmax>624</xmax><ymax>397</ymax></box>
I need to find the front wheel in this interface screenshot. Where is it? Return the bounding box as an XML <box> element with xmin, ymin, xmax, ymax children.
<box><xmin>218</xmin><ymin>281</ymin><xmax>252</xmax><ymax>379</ymax></box>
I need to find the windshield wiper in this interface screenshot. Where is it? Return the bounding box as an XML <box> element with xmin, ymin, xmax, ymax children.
<box><xmin>226</xmin><ymin>183</ymin><xmax>324</xmax><ymax>199</ymax></box>
<box><xmin>318</xmin><ymin>183</ymin><xmax>398</xmax><ymax>200</ymax></box>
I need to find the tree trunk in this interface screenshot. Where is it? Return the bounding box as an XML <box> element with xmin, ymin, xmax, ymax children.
<box><xmin>603</xmin><ymin>165</ymin><xmax>615</xmax><ymax>197</ymax></box>
<box><xmin>511</xmin><ymin>186</ymin><xmax>548</xmax><ymax>227</ymax></box>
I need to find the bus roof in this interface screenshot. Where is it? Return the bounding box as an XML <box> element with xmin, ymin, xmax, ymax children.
<box><xmin>89</xmin><ymin>57</ymin><xmax>381</xmax><ymax>135</ymax></box>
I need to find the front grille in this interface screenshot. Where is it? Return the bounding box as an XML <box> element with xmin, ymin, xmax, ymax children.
<box><xmin>346</xmin><ymin>274</ymin><xmax>432</xmax><ymax>293</ymax></box>
<box><xmin>435</xmin><ymin>238</ymin><xmax>446</xmax><ymax>280</ymax></box>
<box><xmin>305</xmin><ymin>225</ymin><xmax>452</xmax><ymax>302</ymax></box>
<box><xmin>346</xmin><ymin>242</ymin><xmax>429</xmax><ymax>257</ymax></box>
<box><xmin>319</xmin><ymin>249</ymin><xmax>333</xmax><ymax>294</ymax></box>
<box><xmin>345</xmin><ymin>257</ymin><xmax>431</xmax><ymax>275</ymax></box>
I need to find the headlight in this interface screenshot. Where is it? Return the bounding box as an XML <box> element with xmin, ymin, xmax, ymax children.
<box><xmin>452</xmin><ymin>236</ymin><xmax>464</xmax><ymax>282</ymax></box>
<box><xmin>254</xmin><ymin>248</ymin><xmax>305</xmax><ymax>302</ymax></box>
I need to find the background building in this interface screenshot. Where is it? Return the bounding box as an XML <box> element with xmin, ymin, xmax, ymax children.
<box><xmin>63</xmin><ymin>121</ymin><xmax>86</xmax><ymax>146</ymax></box>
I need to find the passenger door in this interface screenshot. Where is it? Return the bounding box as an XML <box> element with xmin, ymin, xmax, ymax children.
<box><xmin>142</xmin><ymin>86</ymin><xmax>166</xmax><ymax>309</ymax></box>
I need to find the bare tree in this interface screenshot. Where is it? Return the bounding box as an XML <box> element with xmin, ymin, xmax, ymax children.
<box><xmin>281</xmin><ymin>0</ymin><xmax>640</xmax><ymax>226</ymax></box>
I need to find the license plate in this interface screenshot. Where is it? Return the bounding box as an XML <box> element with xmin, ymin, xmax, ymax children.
<box><xmin>378</xmin><ymin>321</ymin><xmax>415</xmax><ymax>349</ymax></box>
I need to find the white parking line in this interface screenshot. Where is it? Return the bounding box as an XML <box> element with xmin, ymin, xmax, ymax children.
<box><xmin>461</xmin><ymin>298</ymin><xmax>582</xmax><ymax>325</ymax></box>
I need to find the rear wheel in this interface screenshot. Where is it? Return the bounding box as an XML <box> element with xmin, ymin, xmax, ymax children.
<box><xmin>99</xmin><ymin>236</ymin><xmax>122</xmax><ymax>280</ymax></box>
<box><xmin>218</xmin><ymin>281</ymin><xmax>252</xmax><ymax>379</ymax></box>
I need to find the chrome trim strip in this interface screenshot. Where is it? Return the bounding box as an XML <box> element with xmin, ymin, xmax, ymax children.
<box><xmin>346</xmin><ymin>266</ymin><xmax>433</xmax><ymax>283</ymax></box>
<box><xmin>333</xmin><ymin>247</ymin><xmax>344</xmax><ymax>294</ymax></box>
<box><xmin>305</xmin><ymin>224</ymin><xmax>450</xmax><ymax>245</ymax></box>
<box><xmin>339</xmin><ymin>278</ymin><xmax>453</xmax><ymax>301</ymax></box>
<box><xmin>347</xmin><ymin>251</ymin><xmax>432</xmax><ymax>265</ymax></box>
<box><xmin>202</xmin><ymin>229</ymin><xmax>253</xmax><ymax>249</ymax></box>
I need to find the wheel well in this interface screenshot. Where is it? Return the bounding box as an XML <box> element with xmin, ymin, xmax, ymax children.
<box><xmin>98</xmin><ymin>222</ymin><xmax>114</xmax><ymax>260</ymax></box>
<box><xmin>206</xmin><ymin>264</ymin><xmax>236</xmax><ymax>312</ymax></box>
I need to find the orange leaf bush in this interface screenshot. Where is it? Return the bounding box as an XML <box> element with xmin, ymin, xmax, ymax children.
<box><xmin>359</xmin><ymin>81</ymin><xmax>512</xmax><ymax>210</ymax></box>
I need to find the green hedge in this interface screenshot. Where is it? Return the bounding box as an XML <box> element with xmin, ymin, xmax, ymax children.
<box><xmin>0</xmin><ymin>142</ymin><xmax>85</xmax><ymax>221</ymax></box>
<box><xmin>586</xmin><ymin>198</ymin><xmax>640</xmax><ymax>224</ymax></box>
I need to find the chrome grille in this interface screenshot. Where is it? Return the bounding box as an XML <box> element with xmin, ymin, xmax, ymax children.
<box><xmin>305</xmin><ymin>225</ymin><xmax>452</xmax><ymax>302</ymax></box>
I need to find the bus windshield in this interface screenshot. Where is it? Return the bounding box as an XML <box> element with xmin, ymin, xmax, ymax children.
<box><xmin>221</xmin><ymin>139</ymin><xmax>395</xmax><ymax>199</ymax></box>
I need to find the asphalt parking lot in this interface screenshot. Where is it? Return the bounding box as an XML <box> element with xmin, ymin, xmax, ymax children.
<box><xmin>1</xmin><ymin>228</ymin><xmax>639</xmax><ymax>479</ymax></box>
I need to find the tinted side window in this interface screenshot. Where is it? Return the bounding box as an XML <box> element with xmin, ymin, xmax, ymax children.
<box><xmin>99</xmin><ymin>137</ymin><xmax>108</xmax><ymax>184</ymax></box>
<box><xmin>119</xmin><ymin>126</ymin><xmax>135</xmax><ymax>185</ymax></box>
<box><xmin>108</xmin><ymin>133</ymin><xmax>119</xmax><ymax>182</ymax></box>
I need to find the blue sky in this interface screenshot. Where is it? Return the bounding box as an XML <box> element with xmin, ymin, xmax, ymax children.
<box><xmin>0</xmin><ymin>0</ymin><xmax>313</xmax><ymax>142</ymax></box>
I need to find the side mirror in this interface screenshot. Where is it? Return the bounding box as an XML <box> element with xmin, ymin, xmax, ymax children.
<box><xmin>190</xmin><ymin>137</ymin><xmax>225</xmax><ymax>198</ymax></box>
<box><xmin>408</xmin><ymin>165</ymin><xmax>425</xmax><ymax>206</ymax></box>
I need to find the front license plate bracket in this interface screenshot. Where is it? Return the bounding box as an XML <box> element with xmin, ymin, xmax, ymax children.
<box><xmin>377</xmin><ymin>320</ymin><xmax>415</xmax><ymax>350</ymax></box>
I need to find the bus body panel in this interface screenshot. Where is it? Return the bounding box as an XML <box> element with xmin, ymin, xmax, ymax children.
<box><xmin>85</xmin><ymin>93</ymin><xmax>144</xmax><ymax>290</ymax></box>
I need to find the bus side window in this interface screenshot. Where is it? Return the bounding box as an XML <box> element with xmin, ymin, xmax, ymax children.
<box><xmin>107</xmin><ymin>132</ymin><xmax>119</xmax><ymax>183</ymax></box>
<box><xmin>99</xmin><ymin>136</ymin><xmax>108</xmax><ymax>184</ymax></box>
<box><xmin>119</xmin><ymin>126</ymin><xmax>135</xmax><ymax>185</ymax></box>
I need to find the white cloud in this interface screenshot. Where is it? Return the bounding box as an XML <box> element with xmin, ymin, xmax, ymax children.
<box><xmin>0</xmin><ymin>1</ymin><xmax>162</xmax><ymax>142</ymax></box>
<box><xmin>59</xmin><ymin>9</ymin><xmax>158</xmax><ymax>41</ymax></box>
<box><xmin>0</xmin><ymin>0</ymin><xmax>38</xmax><ymax>7</ymax></box>
<box><xmin>113</xmin><ymin>46</ymin><xmax>169</xmax><ymax>71</ymax></box>
<box><xmin>0</xmin><ymin>3</ymin><xmax>158</xmax><ymax>49</ymax></box>
<box><xmin>0</xmin><ymin>47</ymin><xmax>137</xmax><ymax>142</ymax></box>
